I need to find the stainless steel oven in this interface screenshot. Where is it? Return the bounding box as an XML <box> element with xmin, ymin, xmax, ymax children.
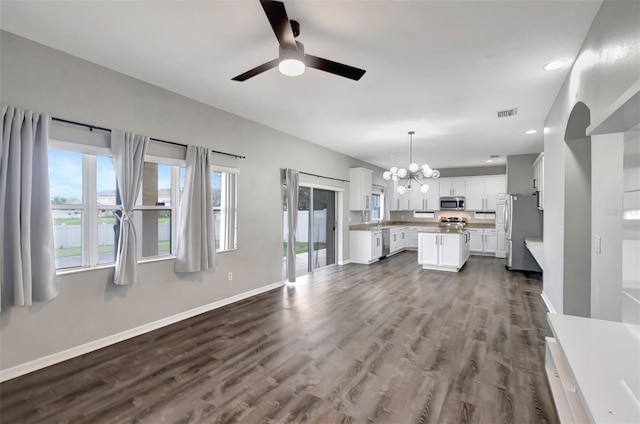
<box><xmin>440</xmin><ymin>196</ymin><xmax>465</xmax><ymax>211</ymax></box>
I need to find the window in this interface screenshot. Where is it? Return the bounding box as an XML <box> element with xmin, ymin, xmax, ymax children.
<box><xmin>371</xmin><ymin>193</ymin><xmax>382</xmax><ymax>220</ymax></box>
<box><xmin>49</xmin><ymin>144</ymin><xmax>181</xmax><ymax>270</ymax></box>
<box><xmin>48</xmin><ymin>135</ymin><xmax>236</xmax><ymax>271</ymax></box>
<box><xmin>179</xmin><ymin>166</ymin><xmax>238</xmax><ymax>252</ymax></box>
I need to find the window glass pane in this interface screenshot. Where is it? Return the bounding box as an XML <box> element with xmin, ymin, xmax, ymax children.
<box><xmin>98</xmin><ymin>209</ymin><xmax>118</xmax><ymax>265</ymax></box>
<box><xmin>134</xmin><ymin>209</ymin><xmax>172</xmax><ymax>258</ymax></box>
<box><xmin>212</xmin><ymin>171</ymin><xmax>221</xmax><ymax>208</ymax></box>
<box><xmin>158</xmin><ymin>164</ymin><xmax>172</xmax><ymax>206</ymax></box>
<box><xmin>97</xmin><ymin>156</ymin><xmax>117</xmax><ymax>206</ymax></box>
<box><xmin>49</xmin><ymin>149</ymin><xmax>82</xmax><ymax>204</ymax></box>
<box><xmin>372</xmin><ymin>194</ymin><xmax>381</xmax><ymax>220</ymax></box>
<box><xmin>52</xmin><ymin>209</ymin><xmax>82</xmax><ymax>268</ymax></box>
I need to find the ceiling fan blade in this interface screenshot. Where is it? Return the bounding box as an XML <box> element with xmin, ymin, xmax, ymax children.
<box><xmin>304</xmin><ymin>54</ymin><xmax>366</xmax><ymax>81</ymax></box>
<box><xmin>231</xmin><ymin>58</ymin><xmax>280</xmax><ymax>81</ymax></box>
<box><xmin>260</xmin><ymin>0</ymin><xmax>297</xmax><ymax>50</ymax></box>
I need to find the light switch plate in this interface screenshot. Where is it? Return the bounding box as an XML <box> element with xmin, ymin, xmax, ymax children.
<box><xmin>594</xmin><ymin>235</ymin><xmax>601</xmax><ymax>254</ymax></box>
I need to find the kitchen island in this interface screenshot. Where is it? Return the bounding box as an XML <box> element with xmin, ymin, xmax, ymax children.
<box><xmin>418</xmin><ymin>228</ymin><xmax>470</xmax><ymax>272</ymax></box>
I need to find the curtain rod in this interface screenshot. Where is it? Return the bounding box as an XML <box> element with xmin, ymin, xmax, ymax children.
<box><xmin>51</xmin><ymin>117</ymin><xmax>246</xmax><ymax>160</ymax></box>
<box><xmin>299</xmin><ymin>171</ymin><xmax>349</xmax><ymax>183</ymax></box>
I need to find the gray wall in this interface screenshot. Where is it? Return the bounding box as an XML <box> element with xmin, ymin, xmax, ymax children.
<box><xmin>438</xmin><ymin>165</ymin><xmax>506</xmax><ymax>178</ymax></box>
<box><xmin>543</xmin><ymin>0</ymin><xmax>640</xmax><ymax>316</ymax></box>
<box><xmin>0</xmin><ymin>31</ymin><xmax>385</xmax><ymax>371</ymax></box>
<box><xmin>506</xmin><ymin>154</ymin><xmax>539</xmax><ymax>194</ymax></box>
<box><xmin>591</xmin><ymin>133</ymin><xmax>624</xmax><ymax>321</ymax></box>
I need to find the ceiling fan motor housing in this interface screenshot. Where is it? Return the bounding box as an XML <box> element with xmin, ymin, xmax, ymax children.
<box><xmin>279</xmin><ymin>41</ymin><xmax>304</xmax><ymax>61</ymax></box>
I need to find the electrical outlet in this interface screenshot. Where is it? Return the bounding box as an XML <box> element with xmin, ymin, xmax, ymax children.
<box><xmin>227</xmin><ymin>272</ymin><xmax>233</xmax><ymax>281</ymax></box>
<box><xmin>594</xmin><ymin>235</ymin><xmax>601</xmax><ymax>254</ymax></box>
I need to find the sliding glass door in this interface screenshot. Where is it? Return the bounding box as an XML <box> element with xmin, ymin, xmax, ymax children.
<box><xmin>283</xmin><ymin>185</ymin><xmax>337</xmax><ymax>280</ymax></box>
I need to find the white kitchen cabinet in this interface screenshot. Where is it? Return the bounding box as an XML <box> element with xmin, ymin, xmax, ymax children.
<box><xmin>418</xmin><ymin>231</ymin><xmax>469</xmax><ymax>272</ymax></box>
<box><xmin>391</xmin><ymin>184</ymin><xmax>438</xmax><ymax>211</ymax></box>
<box><xmin>405</xmin><ymin>227</ymin><xmax>419</xmax><ymax>249</ymax></box>
<box><xmin>468</xmin><ymin>228</ymin><xmax>497</xmax><ymax>255</ymax></box>
<box><xmin>495</xmin><ymin>193</ymin><xmax>508</xmax><ymax>258</ymax></box>
<box><xmin>465</xmin><ymin>175</ymin><xmax>505</xmax><ymax>211</ymax></box>
<box><xmin>533</xmin><ymin>153</ymin><xmax>544</xmax><ymax>210</ymax></box>
<box><xmin>424</xmin><ymin>181</ymin><xmax>440</xmax><ymax>210</ymax></box>
<box><xmin>439</xmin><ymin>178</ymin><xmax>466</xmax><ymax>197</ymax></box>
<box><xmin>349</xmin><ymin>167</ymin><xmax>373</xmax><ymax>211</ymax></box>
<box><xmin>496</xmin><ymin>229</ymin><xmax>507</xmax><ymax>258</ymax></box>
<box><xmin>349</xmin><ymin>230</ymin><xmax>382</xmax><ymax>264</ymax></box>
<box><xmin>390</xmin><ymin>227</ymin><xmax>406</xmax><ymax>254</ymax></box>
<box><xmin>418</xmin><ymin>233</ymin><xmax>439</xmax><ymax>266</ymax></box>
<box><xmin>468</xmin><ymin>229</ymin><xmax>485</xmax><ymax>252</ymax></box>
<box><xmin>484</xmin><ymin>229</ymin><xmax>497</xmax><ymax>254</ymax></box>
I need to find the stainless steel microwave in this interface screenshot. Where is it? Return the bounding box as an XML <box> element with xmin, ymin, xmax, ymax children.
<box><xmin>440</xmin><ymin>196</ymin><xmax>465</xmax><ymax>210</ymax></box>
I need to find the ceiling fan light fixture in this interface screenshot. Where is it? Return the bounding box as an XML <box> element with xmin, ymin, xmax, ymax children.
<box><xmin>279</xmin><ymin>58</ymin><xmax>305</xmax><ymax>76</ymax></box>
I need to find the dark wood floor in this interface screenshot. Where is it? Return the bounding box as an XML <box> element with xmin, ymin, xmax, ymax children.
<box><xmin>0</xmin><ymin>253</ymin><xmax>556</xmax><ymax>424</ymax></box>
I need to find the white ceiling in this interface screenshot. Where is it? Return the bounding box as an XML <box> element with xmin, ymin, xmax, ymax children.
<box><xmin>0</xmin><ymin>0</ymin><xmax>602</xmax><ymax>170</ymax></box>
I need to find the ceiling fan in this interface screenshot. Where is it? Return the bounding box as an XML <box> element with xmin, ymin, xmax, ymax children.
<box><xmin>232</xmin><ymin>0</ymin><xmax>366</xmax><ymax>82</ymax></box>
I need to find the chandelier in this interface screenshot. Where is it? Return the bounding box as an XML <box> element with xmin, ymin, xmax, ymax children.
<box><xmin>383</xmin><ymin>131</ymin><xmax>440</xmax><ymax>195</ymax></box>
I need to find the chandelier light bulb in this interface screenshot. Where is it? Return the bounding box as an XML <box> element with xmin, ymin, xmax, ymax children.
<box><xmin>420</xmin><ymin>184</ymin><xmax>430</xmax><ymax>193</ymax></box>
<box><xmin>432</xmin><ymin>170</ymin><xmax>440</xmax><ymax>178</ymax></box>
<box><xmin>392</xmin><ymin>174</ymin><xmax>399</xmax><ymax>182</ymax></box>
<box><xmin>383</xmin><ymin>171</ymin><xmax>391</xmax><ymax>180</ymax></box>
<box><xmin>398</xmin><ymin>168</ymin><xmax>407</xmax><ymax>178</ymax></box>
<box><xmin>390</xmin><ymin>166</ymin><xmax>398</xmax><ymax>173</ymax></box>
<box><xmin>397</xmin><ymin>185</ymin><xmax>406</xmax><ymax>195</ymax></box>
<box><xmin>423</xmin><ymin>169</ymin><xmax>433</xmax><ymax>178</ymax></box>
<box><xmin>409</xmin><ymin>163</ymin><xmax>419</xmax><ymax>173</ymax></box>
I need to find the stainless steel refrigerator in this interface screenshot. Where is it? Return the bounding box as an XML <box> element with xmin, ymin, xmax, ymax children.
<box><xmin>505</xmin><ymin>194</ymin><xmax>542</xmax><ymax>272</ymax></box>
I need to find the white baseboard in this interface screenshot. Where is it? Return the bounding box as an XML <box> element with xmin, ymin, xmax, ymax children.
<box><xmin>541</xmin><ymin>291</ymin><xmax>557</xmax><ymax>314</ymax></box>
<box><xmin>338</xmin><ymin>260</ymin><xmax>352</xmax><ymax>265</ymax></box>
<box><xmin>0</xmin><ymin>281</ymin><xmax>285</xmax><ymax>383</ymax></box>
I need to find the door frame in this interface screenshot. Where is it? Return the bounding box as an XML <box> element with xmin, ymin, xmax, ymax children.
<box><xmin>298</xmin><ymin>182</ymin><xmax>343</xmax><ymax>273</ymax></box>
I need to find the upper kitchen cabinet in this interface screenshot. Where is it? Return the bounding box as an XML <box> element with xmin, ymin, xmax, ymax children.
<box><xmin>390</xmin><ymin>179</ymin><xmax>440</xmax><ymax>211</ymax></box>
<box><xmin>533</xmin><ymin>153</ymin><xmax>544</xmax><ymax>210</ymax></box>
<box><xmin>465</xmin><ymin>175</ymin><xmax>506</xmax><ymax>210</ymax></box>
<box><xmin>349</xmin><ymin>167</ymin><xmax>373</xmax><ymax>211</ymax></box>
<box><xmin>439</xmin><ymin>177</ymin><xmax>466</xmax><ymax>197</ymax></box>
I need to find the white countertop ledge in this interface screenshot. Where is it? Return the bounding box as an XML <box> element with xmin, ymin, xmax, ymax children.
<box><xmin>548</xmin><ymin>313</ymin><xmax>640</xmax><ymax>423</ymax></box>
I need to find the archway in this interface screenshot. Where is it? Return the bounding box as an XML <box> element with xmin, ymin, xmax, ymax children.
<box><xmin>563</xmin><ymin>102</ymin><xmax>592</xmax><ymax>317</ymax></box>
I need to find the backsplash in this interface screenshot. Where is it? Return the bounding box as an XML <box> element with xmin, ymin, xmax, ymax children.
<box><xmin>389</xmin><ymin>210</ymin><xmax>493</xmax><ymax>224</ymax></box>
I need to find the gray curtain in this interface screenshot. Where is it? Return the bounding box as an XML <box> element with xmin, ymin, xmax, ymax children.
<box><xmin>111</xmin><ymin>130</ymin><xmax>149</xmax><ymax>285</ymax></box>
<box><xmin>284</xmin><ymin>168</ymin><xmax>299</xmax><ymax>282</ymax></box>
<box><xmin>0</xmin><ymin>105</ymin><xmax>58</xmax><ymax>309</ymax></box>
<box><xmin>175</xmin><ymin>146</ymin><xmax>216</xmax><ymax>272</ymax></box>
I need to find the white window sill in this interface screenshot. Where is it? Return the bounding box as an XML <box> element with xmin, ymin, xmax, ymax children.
<box><xmin>55</xmin><ymin>249</ymin><xmax>236</xmax><ymax>276</ymax></box>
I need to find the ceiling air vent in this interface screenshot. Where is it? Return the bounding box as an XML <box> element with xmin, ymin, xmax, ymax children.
<box><xmin>497</xmin><ymin>108</ymin><xmax>518</xmax><ymax>118</ymax></box>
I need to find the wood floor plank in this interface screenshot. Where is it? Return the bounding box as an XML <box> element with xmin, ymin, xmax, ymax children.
<box><xmin>0</xmin><ymin>253</ymin><xmax>556</xmax><ymax>423</ymax></box>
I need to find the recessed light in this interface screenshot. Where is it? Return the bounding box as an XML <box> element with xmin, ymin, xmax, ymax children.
<box><xmin>543</xmin><ymin>60</ymin><xmax>565</xmax><ymax>71</ymax></box>
<box><xmin>525</xmin><ymin>129</ymin><xmax>538</xmax><ymax>135</ymax></box>
<box><xmin>486</xmin><ymin>159</ymin><xmax>493</xmax><ymax>163</ymax></box>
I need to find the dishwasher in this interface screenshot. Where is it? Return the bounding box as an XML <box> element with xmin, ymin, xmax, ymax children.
<box><xmin>381</xmin><ymin>228</ymin><xmax>391</xmax><ymax>257</ymax></box>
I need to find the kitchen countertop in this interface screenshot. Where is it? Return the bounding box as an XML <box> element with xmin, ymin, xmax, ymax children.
<box><xmin>350</xmin><ymin>222</ymin><xmax>494</xmax><ymax>231</ymax></box>
<box><xmin>525</xmin><ymin>237</ymin><xmax>544</xmax><ymax>270</ymax></box>
<box><xmin>418</xmin><ymin>228</ymin><xmax>468</xmax><ymax>234</ymax></box>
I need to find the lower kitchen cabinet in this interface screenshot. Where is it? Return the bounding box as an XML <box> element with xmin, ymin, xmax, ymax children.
<box><xmin>418</xmin><ymin>231</ymin><xmax>469</xmax><ymax>272</ymax></box>
<box><xmin>468</xmin><ymin>228</ymin><xmax>497</xmax><ymax>255</ymax></box>
<box><xmin>350</xmin><ymin>230</ymin><xmax>382</xmax><ymax>264</ymax></box>
<box><xmin>390</xmin><ymin>227</ymin><xmax>406</xmax><ymax>255</ymax></box>
<box><xmin>405</xmin><ymin>227</ymin><xmax>419</xmax><ymax>250</ymax></box>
